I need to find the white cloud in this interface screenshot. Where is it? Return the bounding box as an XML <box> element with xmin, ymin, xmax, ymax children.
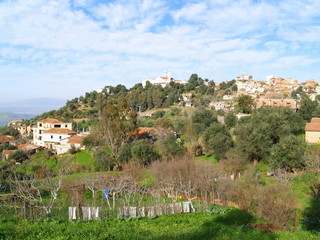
<box><xmin>0</xmin><ymin>0</ymin><xmax>320</xmax><ymax>102</ymax></box>
<box><xmin>271</xmin><ymin>55</ymin><xmax>320</xmax><ymax>68</ymax></box>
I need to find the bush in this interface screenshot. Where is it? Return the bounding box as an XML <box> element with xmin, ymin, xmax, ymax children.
<box><xmin>93</xmin><ymin>147</ymin><xmax>114</xmax><ymax>170</ymax></box>
<box><xmin>153</xmin><ymin>110</ymin><xmax>166</xmax><ymax>119</ymax></box>
<box><xmin>8</xmin><ymin>150</ymin><xmax>27</xmax><ymax>162</ymax></box>
<box><xmin>157</xmin><ymin>133</ymin><xmax>184</xmax><ymax>159</ymax></box>
<box><xmin>0</xmin><ymin>143</ymin><xmax>16</xmax><ymax>153</ymax></box>
<box><xmin>131</xmin><ymin>140</ymin><xmax>158</xmax><ymax>165</ymax></box>
<box><xmin>117</xmin><ymin>143</ymin><xmax>132</xmax><ymax>164</ymax></box>
<box><xmin>269</xmin><ymin>135</ymin><xmax>306</xmax><ymax>171</ymax></box>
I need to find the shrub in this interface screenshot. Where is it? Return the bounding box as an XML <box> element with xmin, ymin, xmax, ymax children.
<box><xmin>131</xmin><ymin>140</ymin><xmax>158</xmax><ymax>165</ymax></box>
<box><xmin>8</xmin><ymin>150</ymin><xmax>27</xmax><ymax>162</ymax></box>
<box><xmin>93</xmin><ymin>147</ymin><xmax>114</xmax><ymax>171</ymax></box>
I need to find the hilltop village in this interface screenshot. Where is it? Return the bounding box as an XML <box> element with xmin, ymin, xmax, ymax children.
<box><xmin>1</xmin><ymin>72</ymin><xmax>320</xmax><ymax>158</ymax></box>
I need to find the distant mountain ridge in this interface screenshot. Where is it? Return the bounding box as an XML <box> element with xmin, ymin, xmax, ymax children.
<box><xmin>0</xmin><ymin>98</ymin><xmax>67</xmax><ymax>115</ymax></box>
<box><xmin>0</xmin><ymin>112</ymin><xmax>35</xmax><ymax>126</ymax></box>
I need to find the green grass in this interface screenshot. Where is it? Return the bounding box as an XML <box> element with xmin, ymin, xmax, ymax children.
<box><xmin>255</xmin><ymin>161</ymin><xmax>269</xmax><ymax>173</ymax></box>
<box><xmin>194</xmin><ymin>154</ymin><xmax>218</xmax><ymax>164</ymax></box>
<box><xmin>292</xmin><ymin>173</ymin><xmax>318</xmax><ymax>209</ymax></box>
<box><xmin>137</xmin><ymin>169</ymin><xmax>154</xmax><ymax>187</ymax></box>
<box><xmin>62</xmin><ymin>171</ymin><xmax>121</xmax><ymax>185</ymax></box>
<box><xmin>138</xmin><ymin>119</ymin><xmax>157</xmax><ymax>127</ymax></box>
<box><xmin>0</xmin><ymin>161</ymin><xmax>7</xmax><ymax>167</ymax></box>
<box><xmin>0</xmin><ymin>210</ymin><xmax>318</xmax><ymax>240</ymax></box>
<box><xmin>11</xmin><ymin>150</ymin><xmax>96</xmax><ymax>175</ymax></box>
<box><xmin>12</xmin><ymin>151</ymin><xmax>62</xmax><ymax>175</ymax></box>
<box><xmin>71</xmin><ymin>150</ymin><xmax>95</xmax><ymax>170</ymax></box>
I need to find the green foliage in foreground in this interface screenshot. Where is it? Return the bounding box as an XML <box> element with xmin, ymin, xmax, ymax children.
<box><xmin>0</xmin><ymin>210</ymin><xmax>318</xmax><ymax>240</ymax></box>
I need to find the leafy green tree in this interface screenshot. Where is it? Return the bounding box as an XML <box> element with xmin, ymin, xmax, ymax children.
<box><xmin>225</xmin><ymin>112</ymin><xmax>237</xmax><ymax>129</ymax></box>
<box><xmin>117</xmin><ymin>143</ymin><xmax>132</xmax><ymax>164</ymax></box>
<box><xmin>173</xmin><ymin>117</ymin><xmax>187</xmax><ymax>134</ymax></box>
<box><xmin>96</xmin><ymin>93</ymin><xmax>107</xmax><ymax>116</ymax></box>
<box><xmin>191</xmin><ymin>108</ymin><xmax>217</xmax><ymax>135</ymax></box>
<box><xmin>234</xmin><ymin>107</ymin><xmax>305</xmax><ymax>162</ymax></box>
<box><xmin>202</xmin><ymin>123</ymin><xmax>233</xmax><ymax>158</ymax></box>
<box><xmin>93</xmin><ymin>147</ymin><xmax>114</xmax><ymax>170</ymax></box>
<box><xmin>219</xmin><ymin>82</ymin><xmax>228</xmax><ymax>90</ymax></box>
<box><xmin>269</xmin><ymin>135</ymin><xmax>305</xmax><ymax>171</ymax></box>
<box><xmin>0</xmin><ymin>143</ymin><xmax>16</xmax><ymax>153</ymax></box>
<box><xmin>291</xmin><ymin>86</ymin><xmax>304</xmax><ymax>99</ymax></box>
<box><xmin>191</xmin><ymin>96</ymin><xmax>210</xmax><ymax>108</ymax></box>
<box><xmin>131</xmin><ymin>140</ymin><xmax>158</xmax><ymax>165</ymax></box>
<box><xmin>235</xmin><ymin>95</ymin><xmax>255</xmax><ymax>114</ymax></box>
<box><xmin>205</xmin><ymin>87</ymin><xmax>214</xmax><ymax>95</ymax></box>
<box><xmin>153</xmin><ymin>110</ymin><xmax>166</xmax><ymax>119</ymax></box>
<box><xmin>235</xmin><ymin>120</ymin><xmax>273</xmax><ymax>162</ymax></box>
<box><xmin>158</xmin><ymin>133</ymin><xmax>184</xmax><ymax>159</ymax></box>
<box><xmin>186</xmin><ymin>74</ymin><xmax>199</xmax><ymax>91</ymax></box>
<box><xmin>0</xmin><ymin>126</ymin><xmax>20</xmax><ymax>138</ymax></box>
<box><xmin>298</xmin><ymin>96</ymin><xmax>319</xmax><ymax>121</ymax></box>
<box><xmin>92</xmin><ymin>97</ymin><xmax>137</xmax><ymax>168</ymax></box>
<box><xmin>217</xmin><ymin>109</ymin><xmax>224</xmax><ymax>116</ymax></box>
<box><xmin>231</xmin><ymin>84</ymin><xmax>238</xmax><ymax>92</ymax></box>
<box><xmin>152</xmin><ymin>88</ymin><xmax>165</xmax><ymax>108</ymax></box>
<box><xmin>130</xmin><ymin>83</ymin><xmax>143</xmax><ymax>91</ymax></box>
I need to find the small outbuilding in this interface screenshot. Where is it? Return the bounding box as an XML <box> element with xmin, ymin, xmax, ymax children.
<box><xmin>305</xmin><ymin>118</ymin><xmax>320</xmax><ymax>144</ymax></box>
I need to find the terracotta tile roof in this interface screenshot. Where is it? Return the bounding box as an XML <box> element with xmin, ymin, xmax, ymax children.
<box><xmin>311</xmin><ymin>118</ymin><xmax>320</xmax><ymax>123</ymax></box>
<box><xmin>2</xmin><ymin>150</ymin><xmax>17</xmax><ymax>155</ymax></box>
<box><xmin>38</xmin><ymin>118</ymin><xmax>63</xmax><ymax>124</ymax></box>
<box><xmin>67</xmin><ymin>135</ymin><xmax>85</xmax><ymax>144</ymax></box>
<box><xmin>137</xmin><ymin>127</ymin><xmax>156</xmax><ymax>134</ymax></box>
<box><xmin>305</xmin><ymin>123</ymin><xmax>320</xmax><ymax>132</ymax></box>
<box><xmin>131</xmin><ymin>127</ymin><xmax>156</xmax><ymax>138</ymax></box>
<box><xmin>17</xmin><ymin>144</ymin><xmax>39</xmax><ymax>150</ymax></box>
<box><xmin>43</xmin><ymin>128</ymin><xmax>76</xmax><ymax>135</ymax></box>
<box><xmin>0</xmin><ymin>135</ymin><xmax>14</xmax><ymax>143</ymax></box>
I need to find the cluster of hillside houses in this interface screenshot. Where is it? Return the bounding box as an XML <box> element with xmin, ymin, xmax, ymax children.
<box><xmin>1</xmin><ymin>118</ymin><xmax>86</xmax><ymax>160</ymax></box>
<box><xmin>142</xmin><ymin>72</ymin><xmax>320</xmax><ymax>110</ymax></box>
<box><xmin>2</xmin><ymin>72</ymin><xmax>320</xmax><ymax>161</ymax></box>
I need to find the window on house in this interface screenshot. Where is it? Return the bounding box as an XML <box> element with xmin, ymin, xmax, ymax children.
<box><xmin>65</xmin><ymin>124</ymin><xmax>68</xmax><ymax>128</ymax></box>
<box><xmin>51</xmin><ymin>135</ymin><xmax>53</xmax><ymax>139</ymax></box>
<box><xmin>59</xmin><ymin>136</ymin><xmax>62</xmax><ymax>139</ymax></box>
<box><xmin>54</xmin><ymin>124</ymin><xmax>61</xmax><ymax>128</ymax></box>
<box><xmin>39</xmin><ymin>123</ymin><xmax>42</xmax><ymax>127</ymax></box>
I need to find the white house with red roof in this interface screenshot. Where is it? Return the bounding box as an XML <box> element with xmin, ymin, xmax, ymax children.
<box><xmin>142</xmin><ymin>72</ymin><xmax>187</xmax><ymax>87</ymax></box>
<box><xmin>33</xmin><ymin>118</ymin><xmax>73</xmax><ymax>147</ymax></box>
<box><xmin>33</xmin><ymin>118</ymin><xmax>86</xmax><ymax>153</ymax></box>
<box><xmin>42</xmin><ymin>128</ymin><xmax>77</xmax><ymax>150</ymax></box>
<box><xmin>54</xmin><ymin>135</ymin><xmax>85</xmax><ymax>154</ymax></box>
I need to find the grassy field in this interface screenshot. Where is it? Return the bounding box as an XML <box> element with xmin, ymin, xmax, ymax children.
<box><xmin>194</xmin><ymin>154</ymin><xmax>218</xmax><ymax>163</ymax></box>
<box><xmin>0</xmin><ymin>209</ymin><xmax>318</xmax><ymax>240</ymax></box>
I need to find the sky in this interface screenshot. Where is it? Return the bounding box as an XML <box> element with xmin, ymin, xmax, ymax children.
<box><xmin>1</xmin><ymin>0</ymin><xmax>320</xmax><ymax>102</ymax></box>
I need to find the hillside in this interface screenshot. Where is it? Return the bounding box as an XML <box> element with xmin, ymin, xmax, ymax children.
<box><xmin>0</xmin><ymin>112</ymin><xmax>35</xmax><ymax>126</ymax></box>
<box><xmin>30</xmin><ymin>74</ymin><xmax>219</xmax><ymax>122</ymax></box>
